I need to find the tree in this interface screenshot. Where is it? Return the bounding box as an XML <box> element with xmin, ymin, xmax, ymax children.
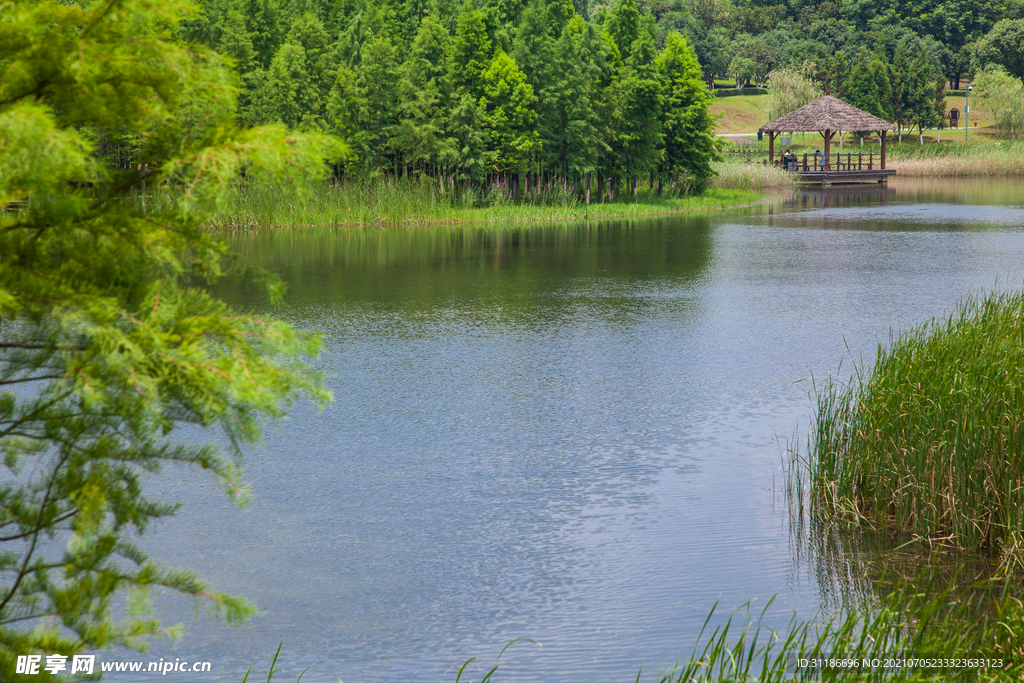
<box><xmin>728</xmin><ymin>56</ymin><xmax>757</xmax><ymax>87</ymax></box>
<box><xmin>605</xmin><ymin>0</ymin><xmax>640</xmax><ymax>62</ymax></box>
<box><xmin>541</xmin><ymin>18</ymin><xmax>603</xmax><ymax>182</ymax></box>
<box><xmin>903</xmin><ymin>53</ymin><xmax>944</xmax><ymax>143</ymax></box>
<box><xmin>394</xmin><ymin>13</ymin><xmax>455</xmax><ymax>173</ymax></box>
<box><xmin>0</xmin><ymin>0</ymin><xmax>338</xmax><ymax>671</ymax></box>
<box><xmin>765</xmin><ymin>68</ymin><xmax>822</xmax><ymax>122</ymax></box>
<box><xmin>450</xmin><ymin>3</ymin><xmax>493</xmax><ymax>99</ymax></box>
<box><xmin>974</xmin><ymin>67</ymin><xmax>1024</xmax><ymax>137</ymax></box>
<box><xmin>657</xmin><ymin>33</ymin><xmax>719</xmax><ymax>191</ymax></box>
<box><xmin>356</xmin><ymin>34</ymin><xmax>401</xmax><ymax>171</ymax></box>
<box><xmin>844</xmin><ymin>52</ymin><xmax>891</xmax><ymax>119</ymax></box>
<box><xmin>972</xmin><ymin>18</ymin><xmax>1024</xmax><ymax>80</ymax></box>
<box><xmin>481</xmin><ymin>50</ymin><xmax>539</xmax><ymax>176</ymax></box>
<box><xmin>266</xmin><ymin>42</ymin><xmax>319</xmax><ymax>127</ymax></box>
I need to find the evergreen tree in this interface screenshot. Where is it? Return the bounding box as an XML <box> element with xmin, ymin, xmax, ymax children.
<box><xmin>267</xmin><ymin>42</ymin><xmax>319</xmax><ymax>127</ymax></box>
<box><xmin>657</xmin><ymin>32</ymin><xmax>718</xmax><ymax>191</ymax></box>
<box><xmin>218</xmin><ymin>8</ymin><xmax>258</xmax><ymax>75</ymax></box>
<box><xmin>287</xmin><ymin>13</ymin><xmax>336</xmax><ymax>112</ymax></box>
<box><xmin>512</xmin><ymin>0</ymin><xmax>556</xmax><ymax>94</ymax></box>
<box><xmin>449</xmin><ymin>93</ymin><xmax>490</xmax><ymax>183</ymax></box>
<box><xmin>357</xmin><ymin>34</ymin><xmax>401</xmax><ymax>171</ymax></box>
<box><xmin>827</xmin><ymin>51</ymin><xmax>850</xmax><ymax>97</ymax></box>
<box><xmin>605</xmin><ymin>0</ymin><xmax>640</xmax><ymax>63</ymax></box>
<box><xmin>481</xmin><ymin>50</ymin><xmax>539</xmax><ymax>176</ymax></box>
<box><xmin>328</xmin><ymin>64</ymin><xmax>363</xmax><ymax>150</ymax></box>
<box><xmin>889</xmin><ymin>41</ymin><xmax>911</xmax><ymax>141</ymax></box>
<box><xmin>450</xmin><ymin>3</ymin><xmax>493</xmax><ymax>99</ymax></box>
<box><xmin>394</xmin><ymin>13</ymin><xmax>454</xmax><ymax>172</ymax></box>
<box><xmin>542</xmin><ymin>18</ymin><xmax>601</xmax><ymax>180</ymax></box>
<box><xmin>609</xmin><ymin>32</ymin><xmax>663</xmax><ymax>192</ymax></box>
<box><xmin>245</xmin><ymin>0</ymin><xmax>284</xmax><ymax>67</ymax></box>
<box><xmin>844</xmin><ymin>52</ymin><xmax>889</xmax><ymax>119</ymax></box>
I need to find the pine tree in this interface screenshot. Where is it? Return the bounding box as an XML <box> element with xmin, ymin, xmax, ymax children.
<box><xmin>542</xmin><ymin>18</ymin><xmax>601</xmax><ymax>180</ymax></box>
<box><xmin>245</xmin><ymin>0</ymin><xmax>284</xmax><ymax>68</ymax></box>
<box><xmin>604</xmin><ymin>0</ymin><xmax>639</xmax><ymax>63</ymax></box>
<box><xmin>657</xmin><ymin>32</ymin><xmax>718</xmax><ymax>191</ymax></box>
<box><xmin>450</xmin><ymin>3</ymin><xmax>493</xmax><ymax>99</ymax></box>
<box><xmin>357</xmin><ymin>34</ymin><xmax>401</xmax><ymax>172</ymax></box>
<box><xmin>394</xmin><ymin>13</ymin><xmax>454</xmax><ymax>173</ymax></box>
<box><xmin>267</xmin><ymin>42</ymin><xmax>319</xmax><ymax>127</ymax></box>
<box><xmin>449</xmin><ymin>93</ymin><xmax>490</xmax><ymax>183</ymax></box>
<box><xmin>481</xmin><ymin>50</ymin><xmax>539</xmax><ymax>177</ymax></box>
<box><xmin>218</xmin><ymin>8</ymin><xmax>258</xmax><ymax>75</ymax></box>
<box><xmin>287</xmin><ymin>13</ymin><xmax>336</xmax><ymax>118</ymax></box>
<box><xmin>609</xmin><ymin>32</ymin><xmax>663</xmax><ymax>193</ymax></box>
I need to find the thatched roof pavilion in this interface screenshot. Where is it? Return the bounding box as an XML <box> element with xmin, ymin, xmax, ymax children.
<box><xmin>758</xmin><ymin>96</ymin><xmax>897</xmax><ymax>170</ymax></box>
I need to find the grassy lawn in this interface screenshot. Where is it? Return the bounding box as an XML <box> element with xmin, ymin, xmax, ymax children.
<box><xmin>711</xmin><ymin>92</ymin><xmax>997</xmax><ymax>140</ymax></box>
<box><xmin>710</xmin><ymin>93</ymin><xmax>769</xmax><ymax>134</ymax></box>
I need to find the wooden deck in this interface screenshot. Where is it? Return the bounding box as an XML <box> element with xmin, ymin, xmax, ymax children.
<box><xmin>795</xmin><ymin>168</ymin><xmax>896</xmax><ymax>185</ymax></box>
<box><xmin>774</xmin><ymin>151</ymin><xmax>895</xmax><ymax>185</ymax></box>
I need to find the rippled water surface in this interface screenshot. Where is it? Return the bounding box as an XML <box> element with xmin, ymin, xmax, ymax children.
<box><xmin>122</xmin><ymin>178</ymin><xmax>1024</xmax><ymax>682</ymax></box>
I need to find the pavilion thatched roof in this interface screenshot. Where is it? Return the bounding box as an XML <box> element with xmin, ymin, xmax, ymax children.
<box><xmin>759</xmin><ymin>96</ymin><xmax>896</xmax><ymax>133</ymax></box>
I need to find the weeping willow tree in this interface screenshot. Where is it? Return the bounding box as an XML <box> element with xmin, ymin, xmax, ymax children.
<box><xmin>764</xmin><ymin>68</ymin><xmax>821</xmax><ymax>122</ymax></box>
<box><xmin>975</xmin><ymin>67</ymin><xmax>1024</xmax><ymax>138</ymax></box>
<box><xmin>0</xmin><ymin>0</ymin><xmax>342</xmax><ymax>675</ymax></box>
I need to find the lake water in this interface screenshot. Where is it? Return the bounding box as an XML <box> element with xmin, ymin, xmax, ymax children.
<box><xmin>120</xmin><ymin>177</ymin><xmax>1024</xmax><ymax>682</ymax></box>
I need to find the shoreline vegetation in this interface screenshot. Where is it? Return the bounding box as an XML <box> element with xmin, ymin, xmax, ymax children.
<box><xmin>200</xmin><ymin>183</ymin><xmax>762</xmax><ymax>230</ymax></box>
<box><xmin>721</xmin><ymin>134</ymin><xmax>1024</xmax><ymax>178</ymax></box>
<box><xmin>804</xmin><ymin>290</ymin><xmax>1024</xmax><ymax>572</ymax></box>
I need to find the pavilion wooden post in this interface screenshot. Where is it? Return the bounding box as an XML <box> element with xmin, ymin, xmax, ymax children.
<box><xmin>822</xmin><ymin>129</ymin><xmax>832</xmax><ymax>170</ymax></box>
<box><xmin>768</xmin><ymin>131</ymin><xmax>775</xmax><ymax>165</ymax></box>
<box><xmin>880</xmin><ymin>131</ymin><xmax>887</xmax><ymax>169</ymax></box>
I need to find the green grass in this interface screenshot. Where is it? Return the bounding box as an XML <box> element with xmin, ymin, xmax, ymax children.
<box><xmin>711</xmin><ymin>158</ymin><xmax>796</xmax><ymax>190</ymax></box>
<box><xmin>198</xmin><ymin>179</ymin><xmax>760</xmax><ymax>230</ymax></box>
<box><xmin>806</xmin><ymin>290</ymin><xmax>1024</xmax><ymax>569</ymax></box>
<box><xmin>710</xmin><ymin>93</ymin><xmax>769</xmax><ymax>134</ymax></box>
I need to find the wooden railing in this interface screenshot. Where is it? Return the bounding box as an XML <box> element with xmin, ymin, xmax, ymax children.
<box><xmin>777</xmin><ymin>152</ymin><xmax>876</xmax><ymax>172</ymax></box>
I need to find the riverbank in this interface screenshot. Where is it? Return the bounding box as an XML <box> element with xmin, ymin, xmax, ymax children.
<box><xmin>887</xmin><ymin>138</ymin><xmax>1024</xmax><ymax>176</ymax></box>
<box><xmin>202</xmin><ymin>182</ymin><xmax>760</xmax><ymax>230</ymax></box>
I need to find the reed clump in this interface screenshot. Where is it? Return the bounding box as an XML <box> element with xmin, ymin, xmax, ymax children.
<box><xmin>200</xmin><ymin>178</ymin><xmax>758</xmax><ymax>230</ymax></box>
<box><xmin>710</xmin><ymin>158</ymin><xmax>797</xmax><ymax>190</ymax></box>
<box><xmin>887</xmin><ymin>139</ymin><xmax>1024</xmax><ymax>177</ymax></box>
<box><xmin>810</xmin><ymin>290</ymin><xmax>1024</xmax><ymax>569</ymax></box>
<box><xmin>655</xmin><ymin>576</ymin><xmax>1024</xmax><ymax>682</ymax></box>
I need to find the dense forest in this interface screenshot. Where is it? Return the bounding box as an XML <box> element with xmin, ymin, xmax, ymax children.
<box><xmin>177</xmin><ymin>0</ymin><xmax>1024</xmax><ymax>193</ymax></box>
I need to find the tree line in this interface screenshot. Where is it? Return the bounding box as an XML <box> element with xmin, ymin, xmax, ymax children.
<box><xmin>181</xmin><ymin>0</ymin><xmax>722</xmax><ymax>198</ymax></box>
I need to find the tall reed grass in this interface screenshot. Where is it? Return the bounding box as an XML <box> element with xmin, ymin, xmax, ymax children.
<box><xmin>199</xmin><ymin>178</ymin><xmax>759</xmax><ymax>230</ymax></box>
<box><xmin>710</xmin><ymin>159</ymin><xmax>796</xmax><ymax>191</ymax></box>
<box><xmin>807</xmin><ymin>290</ymin><xmax>1024</xmax><ymax>569</ymax></box>
<box><xmin>887</xmin><ymin>139</ymin><xmax>1024</xmax><ymax>177</ymax></box>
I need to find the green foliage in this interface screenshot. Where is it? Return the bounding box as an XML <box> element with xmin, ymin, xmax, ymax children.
<box><xmin>657</xmin><ymin>33</ymin><xmax>719</xmax><ymax>190</ymax></box>
<box><xmin>843</xmin><ymin>53</ymin><xmax>891</xmax><ymax>120</ymax></box>
<box><xmin>975</xmin><ymin>67</ymin><xmax>1024</xmax><ymax>137</ymax></box>
<box><xmin>973</xmin><ymin>18</ymin><xmax>1024</xmax><ymax>80</ymax></box>
<box><xmin>0</xmin><ymin>0</ymin><xmax>340</xmax><ymax>669</ymax></box>
<box><xmin>808</xmin><ymin>290</ymin><xmax>1024</xmax><ymax>570</ymax></box>
<box><xmin>481</xmin><ymin>50</ymin><xmax>539</xmax><ymax>174</ymax></box>
<box><xmin>764</xmin><ymin>68</ymin><xmax>821</xmax><ymax>121</ymax></box>
<box><xmin>450</xmin><ymin>3</ymin><xmax>493</xmax><ymax>98</ymax></box>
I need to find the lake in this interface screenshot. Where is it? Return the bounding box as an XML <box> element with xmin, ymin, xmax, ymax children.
<box><xmin>122</xmin><ymin>177</ymin><xmax>1024</xmax><ymax>682</ymax></box>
